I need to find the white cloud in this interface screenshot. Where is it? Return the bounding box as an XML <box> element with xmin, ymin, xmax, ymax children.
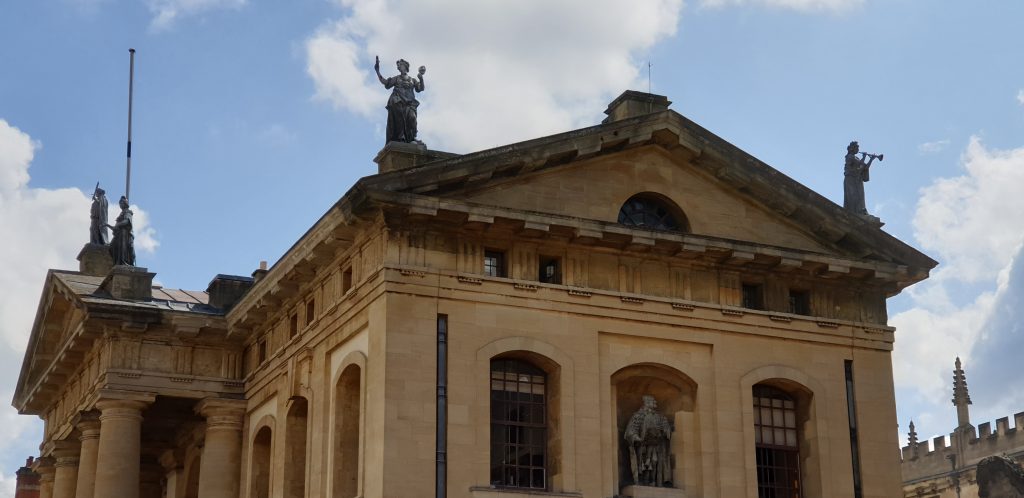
<box><xmin>700</xmin><ymin>0</ymin><xmax>863</xmax><ymax>12</ymax></box>
<box><xmin>147</xmin><ymin>0</ymin><xmax>246</xmax><ymax>31</ymax></box>
<box><xmin>917</xmin><ymin>139</ymin><xmax>949</xmax><ymax>154</ymax></box>
<box><xmin>0</xmin><ymin>471</ymin><xmax>18</xmax><ymax>498</ymax></box>
<box><xmin>893</xmin><ymin>137</ymin><xmax>1024</xmax><ymax>433</ymax></box>
<box><xmin>1017</xmin><ymin>89</ymin><xmax>1024</xmax><ymax>105</ymax></box>
<box><xmin>305</xmin><ymin>0</ymin><xmax>684</xmax><ymax>151</ymax></box>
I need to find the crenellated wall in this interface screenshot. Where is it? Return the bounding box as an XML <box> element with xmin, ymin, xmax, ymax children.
<box><xmin>901</xmin><ymin>412</ymin><xmax>1024</xmax><ymax>484</ymax></box>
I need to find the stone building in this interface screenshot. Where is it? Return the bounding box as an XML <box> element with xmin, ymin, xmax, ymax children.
<box><xmin>12</xmin><ymin>91</ymin><xmax>937</xmax><ymax>498</ymax></box>
<box><xmin>901</xmin><ymin>359</ymin><xmax>1024</xmax><ymax>497</ymax></box>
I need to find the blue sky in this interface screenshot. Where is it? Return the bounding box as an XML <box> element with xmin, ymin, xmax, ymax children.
<box><xmin>2</xmin><ymin>0</ymin><xmax>1023</xmax><ymax>492</ymax></box>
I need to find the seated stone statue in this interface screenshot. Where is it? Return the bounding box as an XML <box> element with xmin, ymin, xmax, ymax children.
<box><xmin>624</xmin><ymin>395</ymin><xmax>673</xmax><ymax>487</ymax></box>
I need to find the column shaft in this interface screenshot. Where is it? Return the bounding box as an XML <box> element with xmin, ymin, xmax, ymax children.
<box><xmin>51</xmin><ymin>457</ymin><xmax>79</xmax><ymax>498</ymax></box>
<box><xmin>196</xmin><ymin>399</ymin><xmax>246</xmax><ymax>498</ymax></box>
<box><xmin>75</xmin><ymin>420</ymin><xmax>102</xmax><ymax>498</ymax></box>
<box><xmin>93</xmin><ymin>400</ymin><xmax>149</xmax><ymax>498</ymax></box>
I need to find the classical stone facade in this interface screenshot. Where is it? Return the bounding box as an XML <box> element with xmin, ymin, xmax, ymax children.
<box><xmin>13</xmin><ymin>91</ymin><xmax>936</xmax><ymax>498</ymax></box>
<box><xmin>901</xmin><ymin>359</ymin><xmax>1024</xmax><ymax>498</ymax></box>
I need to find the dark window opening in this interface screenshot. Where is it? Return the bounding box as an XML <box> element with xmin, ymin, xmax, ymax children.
<box><xmin>484</xmin><ymin>250</ymin><xmax>506</xmax><ymax>278</ymax></box>
<box><xmin>289</xmin><ymin>313</ymin><xmax>298</xmax><ymax>338</ymax></box>
<box><xmin>754</xmin><ymin>385</ymin><xmax>801</xmax><ymax>498</ymax></box>
<box><xmin>258</xmin><ymin>339</ymin><xmax>267</xmax><ymax>364</ymax></box>
<box><xmin>618</xmin><ymin>195</ymin><xmax>685</xmax><ymax>232</ymax></box>
<box><xmin>788</xmin><ymin>290</ymin><xmax>810</xmax><ymax>315</ymax></box>
<box><xmin>306</xmin><ymin>299</ymin><xmax>316</xmax><ymax>326</ymax></box>
<box><xmin>490</xmin><ymin>359</ymin><xmax>547</xmax><ymax>490</ymax></box>
<box><xmin>539</xmin><ymin>257</ymin><xmax>561</xmax><ymax>284</ymax></box>
<box><xmin>742</xmin><ymin>283</ymin><xmax>765</xmax><ymax>310</ymax></box>
<box><xmin>342</xmin><ymin>267</ymin><xmax>353</xmax><ymax>294</ymax></box>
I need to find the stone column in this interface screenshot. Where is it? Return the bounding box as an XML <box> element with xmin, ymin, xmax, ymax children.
<box><xmin>74</xmin><ymin>414</ymin><xmax>102</xmax><ymax>498</ymax></box>
<box><xmin>195</xmin><ymin>398</ymin><xmax>247</xmax><ymax>498</ymax></box>
<box><xmin>51</xmin><ymin>443</ymin><xmax>80</xmax><ymax>498</ymax></box>
<box><xmin>93</xmin><ymin>396</ymin><xmax>153</xmax><ymax>498</ymax></box>
<box><xmin>33</xmin><ymin>458</ymin><xmax>55</xmax><ymax>498</ymax></box>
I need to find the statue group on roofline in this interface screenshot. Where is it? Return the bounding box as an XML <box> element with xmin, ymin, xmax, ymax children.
<box><xmin>89</xmin><ymin>184</ymin><xmax>136</xmax><ymax>267</ymax></box>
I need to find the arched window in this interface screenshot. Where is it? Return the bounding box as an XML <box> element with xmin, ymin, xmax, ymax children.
<box><xmin>753</xmin><ymin>385</ymin><xmax>801</xmax><ymax>497</ymax></box>
<box><xmin>490</xmin><ymin>359</ymin><xmax>548</xmax><ymax>490</ymax></box>
<box><xmin>618</xmin><ymin>194</ymin><xmax>687</xmax><ymax>232</ymax></box>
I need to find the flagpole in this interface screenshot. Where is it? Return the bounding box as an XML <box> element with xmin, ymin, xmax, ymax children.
<box><xmin>125</xmin><ymin>48</ymin><xmax>135</xmax><ymax>202</ymax></box>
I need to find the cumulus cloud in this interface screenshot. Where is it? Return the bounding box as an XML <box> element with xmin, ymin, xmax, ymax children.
<box><xmin>893</xmin><ymin>136</ymin><xmax>1024</xmax><ymax>432</ymax></box>
<box><xmin>305</xmin><ymin>0</ymin><xmax>684</xmax><ymax>151</ymax></box>
<box><xmin>700</xmin><ymin>0</ymin><xmax>863</xmax><ymax>12</ymax></box>
<box><xmin>147</xmin><ymin>0</ymin><xmax>246</xmax><ymax>31</ymax></box>
<box><xmin>917</xmin><ymin>139</ymin><xmax>949</xmax><ymax>154</ymax></box>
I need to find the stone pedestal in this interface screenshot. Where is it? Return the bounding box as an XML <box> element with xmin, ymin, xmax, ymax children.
<box><xmin>99</xmin><ymin>265</ymin><xmax>155</xmax><ymax>301</ymax></box>
<box><xmin>77</xmin><ymin>243</ymin><xmax>113</xmax><ymax>277</ymax></box>
<box><xmin>620</xmin><ymin>485</ymin><xmax>687</xmax><ymax>498</ymax></box>
<box><xmin>374</xmin><ymin>141</ymin><xmax>457</xmax><ymax>173</ymax></box>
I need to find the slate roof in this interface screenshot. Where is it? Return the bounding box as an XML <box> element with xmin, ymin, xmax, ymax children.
<box><xmin>52</xmin><ymin>270</ymin><xmax>218</xmax><ymax>315</ymax></box>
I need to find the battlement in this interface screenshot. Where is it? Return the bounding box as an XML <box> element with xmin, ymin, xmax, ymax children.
<box><xmin>901</xmin><ymin>412</ymin><xmax>1024</xmax><ymax>483</ymax></box>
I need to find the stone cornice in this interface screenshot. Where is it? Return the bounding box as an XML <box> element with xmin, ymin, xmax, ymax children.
<box><xmin>364</xmin><ymin>189</ymin><xmax>926</xmax><ymax>291</ymax></box>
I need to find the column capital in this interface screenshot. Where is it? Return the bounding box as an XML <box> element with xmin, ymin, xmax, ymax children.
<box><xmin>32</xmin><ymin>456</ymin><xmax>56</xmax><ymax>480</ymax></box>
<box><xmin>52</xmin><ymin>440</ymin><xmax>81</xmax><ymax>467</ymax></box>
<box><xmin>196</xmin><ymin>398</ymin><xmax>247</xmax><ymax>430</ymax></box>
<box><xmin>93</xmin><ymin>390</ymin><xmax>154</xmax><ymax>422</ymax></box>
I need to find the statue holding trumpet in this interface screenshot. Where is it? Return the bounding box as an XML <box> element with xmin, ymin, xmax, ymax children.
<box><xmin>844</xmin><ymin>141</ymin><xmax>884</xmax><ymax>215</ymax></box>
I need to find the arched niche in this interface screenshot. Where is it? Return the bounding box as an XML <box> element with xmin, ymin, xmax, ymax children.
<box><xmin>611</xmin><ymin>363</ymin><xmax>697</xmax><ymax>492</ymax></box>
<box><xmin>250</xmin><ymin>425</ymin><xmax>273</xmax><ymax>498</ymax></box>
<box><xmin>283</xmin><ymin>396</ymin><xmax>309</xmax><ymax>498</ymax></box>
<box><xmin>333</xmin><ymin>363</ymin><xmax>362</xmax><ymax>498</ymax></box>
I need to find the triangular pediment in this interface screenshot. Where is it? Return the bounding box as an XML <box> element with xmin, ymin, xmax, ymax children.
<box><xmin>354</xmin><ymin>109</ymin><xmax>936</xmax><ymax>270</ymax></box>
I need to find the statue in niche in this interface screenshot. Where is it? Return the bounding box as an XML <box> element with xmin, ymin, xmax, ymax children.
<box><xmin>843</xmin><ymin>140</ymin><xmax>884</xmax><ymax>215</ymax></box>
<box><xmin>89</xmin><ymin>184</ymin><xmax>109</xmax><ymax>245</ymax></box>
<box><xmin>624</xmin><ymin>395</ymin><xmax>674</xmax><ymax>487</ymax></box>
<box><xmin>107</xmin><ymin>195</ymin><xmax>135</xmax><ymax>266</ymax></box>
<box><xmin>374</xmin><ymin>56</ymin><xmax>425</xmax><ymax>145</ymax></box>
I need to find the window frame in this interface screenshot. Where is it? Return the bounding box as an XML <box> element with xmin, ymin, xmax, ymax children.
<box><xmin>753</xmin><ymin>385</ymin><xmax>802</xmax><ymax>498</ymax></box>
<box><xmin>490</xmin><ymin>359</ymin><xmax>549</xmax><ymax>490</ymax></box>
<box><xmin>484</xmin><ymin>249</ymin><xmax>507</xmax><ymax>278</ymax></box>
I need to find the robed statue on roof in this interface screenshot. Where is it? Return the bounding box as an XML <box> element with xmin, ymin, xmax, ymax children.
<box><xmin>374</xmin><ymin>56</ymin><xmax>425</xmax><ymax>145</ymax></box>
<box><xmin>90</xmin><ymin>184</ymin><xmax>109</xmax><ymax>245</ymax></box>
<box><xmin>107</xmin><ymin>195</ymin><xmax>136</xmax><ymax>266</ymax></box>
